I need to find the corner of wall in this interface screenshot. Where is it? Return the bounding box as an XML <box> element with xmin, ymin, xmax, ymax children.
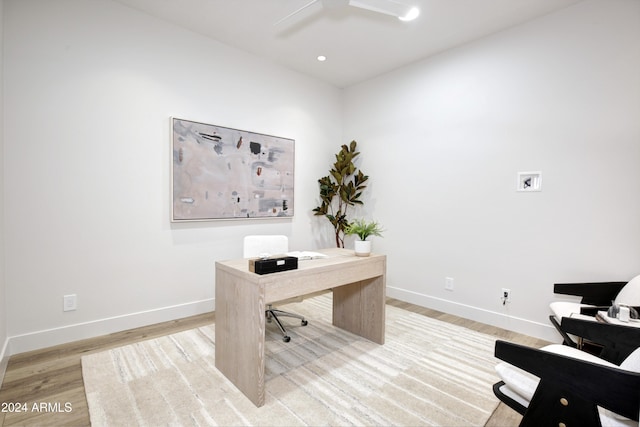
<box><xmin>0</xmin><ymin>0</ymin><xmax>8</xmax><ymax>391</ymax></box>
<box><xmin>0</xmin><ymin>338</ymin><xmax>8</xmax><ymax>389</ymax></box>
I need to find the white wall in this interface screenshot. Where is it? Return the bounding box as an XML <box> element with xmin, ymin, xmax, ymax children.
<box><xmin>0</xmin><ymin>0</ymin><xmax>9</xmax><ymax>383</ymax></box>
<box><xmin>3</xmin><ymin>0</ymin><xmax>639</xmax><ymax>355</ymax></box>
<box><xmin>3</xmin><ymin>0</ymin><xmax>342</xmax><ymax>353</ymax></box>
<box><xmin>344</xmin><ymin>0</ymin><xmax>640</xmax><ymax>341</ymax></box>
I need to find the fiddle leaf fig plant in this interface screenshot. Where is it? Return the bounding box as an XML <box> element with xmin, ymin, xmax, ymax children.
<box><xmin>313</xmin><ymin>140</ymin><xmax>369</xmax><ymax>248</ymax></box>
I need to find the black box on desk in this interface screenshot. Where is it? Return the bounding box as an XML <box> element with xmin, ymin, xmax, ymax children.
<box><xmin>249</xmin><ymin>256</ymin><xmax>298</xmax><ymax>275</ymax></box>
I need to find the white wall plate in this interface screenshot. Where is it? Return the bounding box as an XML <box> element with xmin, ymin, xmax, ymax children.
<box><xmin>517</xmin><ymin>171</ymin><xmax>542</xmax><ymax>192</ymax></box>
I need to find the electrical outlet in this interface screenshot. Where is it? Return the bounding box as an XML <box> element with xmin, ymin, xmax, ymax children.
<box><xmin>63</xmin><ymin>294</ymin><xmax>77</xmax><ymax>312</ymax></box>
<box><xmin>445</xmin><ymin>277</ymin><xmax>454</xmax><ymax>291</ymax></box>
<box><xmin>501</xmin><ymin>288</ymin><xmax>510</xmax><ymax>305</ymax></box>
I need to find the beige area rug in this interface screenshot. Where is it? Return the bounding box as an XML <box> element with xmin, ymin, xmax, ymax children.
<box><xmin>82</xmin><ymin>294</ymin><xmax>501</xmax><ymax>426</ymax></box>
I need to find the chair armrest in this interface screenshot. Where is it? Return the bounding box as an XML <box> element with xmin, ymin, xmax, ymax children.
<box><xmin>495</xmin><ymin>340</ymin><xmax>640</xmax><ymax>422</ymax></box>
<box><xmin>554</xmin><ymin>281</ymin><xmax>626</xmax><ymax>305</ymax></box>
<box><xmin>561</xmin><ymin>316</ymin><xmax>640</xmax><ymax>364</ymax></box>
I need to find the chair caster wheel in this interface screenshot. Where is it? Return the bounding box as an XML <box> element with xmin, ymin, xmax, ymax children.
<box><xmin>283</xmin><ymin>336</ymin><xmax>291</xmax><ymax>343</ymax></box>
<box><xmin>301</xmin><ymin>320</ymin><xmax>308</xmax><ymax>326</ymax></box>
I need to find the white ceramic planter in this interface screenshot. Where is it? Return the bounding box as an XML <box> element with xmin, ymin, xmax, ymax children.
<box><xmin>354</xmin><ymin>240</ymin><xmax>372</xmax><ymax>257</ymax></box>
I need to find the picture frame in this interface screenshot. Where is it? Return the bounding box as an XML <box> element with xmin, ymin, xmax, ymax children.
<box><xmin>171</xmin><ymin>117</ymin><xmax>295</xmax><ymax>221</ymax></box>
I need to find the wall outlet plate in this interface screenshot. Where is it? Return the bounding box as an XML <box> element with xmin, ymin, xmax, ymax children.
<box><xmin>63</xmin><ymin>294</ymin><xmax>77</xmax><ymax>312</ymax></box>
<box><xmin>445</xmin><ymin>277</ymin><xmax>454</xmax><ymax>291</ymax></box>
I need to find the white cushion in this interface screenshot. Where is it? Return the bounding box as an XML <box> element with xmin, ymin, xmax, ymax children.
<box><xmin>496</xmin><ymin>382</ymin><xmax>530</xmax><ymax>408</ymax></box>
<box><xmin>495</xmin><ymin>344</ymin><xmax>617</xmax><ymax>401</ymax></box>
<box><xmin>495</xmin><ymin>362</ymin><xmax>537</xmax><ymax>401</ymax></box>
<box><xmin>544</xmin><ymin>344</ymin><xmax>620</xmax><ymax>366</ymax></box>
<box><xmin>601</xmin><ymin>347</ymin><xmax>640</xmax><ymax>423</ymax></box>
<box><xmin>495</xmin><ymin>344</ymin><xmax>618</xmax><ymax>402</ymax></box>
<box><xmin>601</xmin><ymin>410</ymin><xmax>638</xmax><ymax>427</ymax></box>
<box><xmin>495</xmin><ymin>358</ymin><xmax>539</xmax><ymax>402</ymax></box>
<box><xmin>601</xmin><ymin>411</ymin><xmax>639</xmax><ymax>427</ymax></box>
<box><xmin>615</xmin><ymin>275</ymin><xmax>640</xmax><ymax>307</ymax></box>
<box><xmin>550</xmin><ymin>301</ymin><xmax>594</xmax><ymax>322</ymax></box>
<box><xmin>549</xmin><ymin>302</ymin><xmax>596</xmax><ymax>343</ymax></box>
<box><xmin>620</xmin><ymin>347</ymin><xmax>640</xmax><ymax>372</ymax></box>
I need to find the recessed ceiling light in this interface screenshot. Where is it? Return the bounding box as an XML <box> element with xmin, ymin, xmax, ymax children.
<box><xmin>398</xmin><ymin>7</ymin><xmax>420</xmax><ymax>21</ymax></box>
<box><xmin>317</xmin><ymin>55</ymin><xmax>327</xmax><ymax>62</ymax></box>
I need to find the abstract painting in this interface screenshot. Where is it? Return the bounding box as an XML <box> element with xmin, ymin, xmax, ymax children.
<box><xmin>171</xmin><ymin>118</ymin><xmax>294</xmax><ymax>221</ymax></box>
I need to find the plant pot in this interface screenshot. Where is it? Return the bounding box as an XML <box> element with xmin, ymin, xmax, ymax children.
<box><xmin>354</xmin><ymin>240</ymin><xmax>371</xmax><ymax>257</ymax></box>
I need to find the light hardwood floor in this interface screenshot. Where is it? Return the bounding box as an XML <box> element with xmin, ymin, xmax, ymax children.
<box><xmin>0</xmin><ymin>297</ymin><xmax>550</xmax><ymax>426</ymax></box>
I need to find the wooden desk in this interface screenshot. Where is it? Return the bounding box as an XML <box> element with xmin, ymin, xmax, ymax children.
<box><xmin>215</xmin><ymin>247</ymin><xmax>386</xmax><ymax>407</ymax></box>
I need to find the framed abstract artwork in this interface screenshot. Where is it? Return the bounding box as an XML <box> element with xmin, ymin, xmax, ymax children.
<box><xmin>171</xmin><ymin>118</ymin><xmax>295</xmax><ymax>221</ymax></box>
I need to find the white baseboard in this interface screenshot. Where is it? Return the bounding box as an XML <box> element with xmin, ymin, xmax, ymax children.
<box><xmin>7</xmin><ymin>298</ymin><xmax>215</xmax><ymax>356</ymax></box>
<box><xmin>5</xmin><ymin>288</ymin><xmax>559</xmax><ymax>357</ymax></box>
<box><xmin>387</xmin><ymin>286</ymin><xmax>560</xmax><ymax>343</ymax></box>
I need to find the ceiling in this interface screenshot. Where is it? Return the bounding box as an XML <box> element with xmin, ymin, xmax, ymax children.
<box><xmin>114</xmin><ymin>0</ymin><xmax>583</xmax><ymax>88</ymax></box>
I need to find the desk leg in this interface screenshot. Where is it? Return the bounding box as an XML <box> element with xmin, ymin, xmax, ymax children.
<box><xmin>215</xmin><ymin>269</ymin><xmax>266</xmax><ymax>407</ymax></box>
<box><xmin>332</xmin><ymin>275</ymin><xmax>385</xmax><ymax>344</ymax></box>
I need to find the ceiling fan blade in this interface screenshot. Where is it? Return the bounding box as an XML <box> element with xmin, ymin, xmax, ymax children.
<box><xmin>274</xmin><ymin>0</ymin><xmax>322</xmax><ymax>26</ymax></box>
<box><xmin>348</xmin><ymin>0</ymin><xmax>413</xmax><ymax>19</ymax></box>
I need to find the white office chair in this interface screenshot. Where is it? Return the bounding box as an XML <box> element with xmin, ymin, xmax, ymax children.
<box><xmin>243</xmin><ymin>235</ymin><xmax>308</xmax><ymax>342</ymax></box>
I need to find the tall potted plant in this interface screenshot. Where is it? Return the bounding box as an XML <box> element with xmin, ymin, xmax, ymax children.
<box><xmin>345</xmin><ymin>218</ymin><xmax>384</xmax><ymax>256</ymax></box>
<box><xmin>313</xmin><ymin>141</ymin><xmax>369</xmax><ymax>248</ymax></box>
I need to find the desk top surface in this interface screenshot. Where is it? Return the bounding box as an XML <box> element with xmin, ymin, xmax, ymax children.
<box><xmin>216</xmin><ymin>247</ymin><xmax>385</xmax><ymax>277</ymax></box>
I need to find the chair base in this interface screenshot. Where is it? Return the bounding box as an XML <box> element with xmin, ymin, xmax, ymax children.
<box><xmin>266</xmin><ymin>306</ymin><xmax>308</xmax><ymax>342</ymax></box>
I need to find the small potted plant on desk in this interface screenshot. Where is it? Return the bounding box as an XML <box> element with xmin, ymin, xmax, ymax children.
<box><xmin>345</xmin><ymin>218</ymin><xmax>384</xmax><ymax>257</ymax></box>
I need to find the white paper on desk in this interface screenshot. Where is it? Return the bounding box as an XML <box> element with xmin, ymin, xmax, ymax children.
<box><xmin>286</xmin><ymin>251</ymin><xmax>328</xmax><ymax>260</ymax></box>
